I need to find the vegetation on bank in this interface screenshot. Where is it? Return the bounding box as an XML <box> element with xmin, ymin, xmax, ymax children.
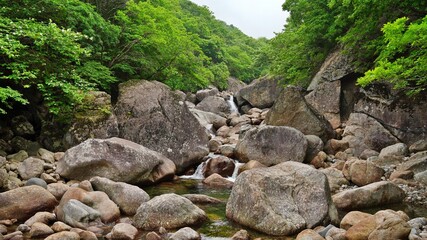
<box><xmin>0</xmin><ymin>0</ymin><xmax>266</xmax><ymax>116</ymax></box>
<box><xmin>1</xmin><ymin>0</ymin><xmax>426</xmax><ymax>118</ymax></box>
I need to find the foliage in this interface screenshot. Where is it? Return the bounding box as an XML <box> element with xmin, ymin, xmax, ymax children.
<box><xmin>358</xmin><ymin>16</ymin><xmax>427</xmax><ymax>95</ymax></box>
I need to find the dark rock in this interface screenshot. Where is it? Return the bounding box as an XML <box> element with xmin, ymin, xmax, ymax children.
<box><xmin>11</xmin><ymin>115</ymin><xmax>35</xmax><ymax>137</ymax></box>
<box><xmin>114</xmin><ymin>80</ymin><xmax>209</xmax><ymax>173</ymax></box>
<box><xmin>56</xmin><ymin>137</ymin><xmax>175</xmax><ymax>185</ymax></box>
<box><xmin>226</xmin><ymin>161</ymin><xmax>338</xmax><ymax>236</ymax></box>
<box><xmin>235</xmin><ymin>76</ymin><xmax>281</xmax><ymax>108</ymax></box>
<box><xmin>235</xmin><ymin>125</ymin><xmax>307</xmax><ymax>166</ymax></box>
<box><xmin>25</xmin><ymin>177</ymin><xmax>48</xmax><ymax>190</ymax></box>
<box><xmin>265</xmin><ymin>86</ymin><xmax>334</xmax><ymax>142</ymax></box>
<box><xmin>133</xmin><ymin>193</ymin><xmax>207</xmax><ymax>230</ymax></box>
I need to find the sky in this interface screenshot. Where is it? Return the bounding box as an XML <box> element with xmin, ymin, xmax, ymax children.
<box><xmin>189</xmin><ymin>0</ymin><xmax>289</xmax><ymax>39</ymax></box>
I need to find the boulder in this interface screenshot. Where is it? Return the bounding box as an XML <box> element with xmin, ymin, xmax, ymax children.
<box><xmin>24</xmin><ymin>212</ymin><xmax>56</xmax><ymax>227</ymax></box>
<box><xmin>47</xmin><ymin>182</ymin><xmax>70</xmax><ymax>200</ymax></box>
<box><xmin>342</xmin><ymin>159</ymin><xmax>384</xmax><ymax>186</ymax></box>
<box><xmin>56</xmin><ymin>137</ymin><xmax>175</xmax><ymax>185</ymax></box>
<box><xmin>25</xmin><ymin>177</ymin><xmax>47</xmax><ymax>189</ymax></box>
<box><xmin>320</xmin><ymin>168</ymin><xmax>350</xmax><ymax>193</ymax></box>
<box><xmin>379</xmin><ymin>143</ymin><xmax>409</xmax><ymax>159</ymax></box>
<box><xmin>342</xmin><ymin>113</ymin><xmax>400</xmax><ymax>156</ymax></box>
<box><xmin>227</xmin><ymin>77</ymin><xmax>246</xmax><ymax>94</ymax></box>
<box><xmin>109</xmin><ymin>223</ymin><xmax>138</xmax><ymax>240</ymax></box>
<box><xmin>235</xmin><ymin>125</ymin><xmax>307</xmax><ymax>166</ymax></box>
<box><xmin>410</xmin><ymin>140</ymin><xmax>427</xmax><ymax>153</ymax></box>
<box><xmin>29</xmin><ymin>222</ymin><xmax>54</xmax><ymax>238</ymax></box>
<box><xmin>202</xmin><ymin>173</ymin><xmax>234</xmax><ymax>189</ymax></box>
<box><xmin>397</xmin><ymin>151</ymin><xmax>427</xmax><ymax>174</ymax></box>
<box><xmin>0</xmin><ymin>186</ymin><xmax>57</xmax><ymax>221</ymax></box>
<box><xmin>55</xmin><ymin>187</ymin><xmax>120</xmax><ymax>225</ymax></box>
<box><xmin>90</xmin><ymin>176</ymin><xmax>150</xmax><ymax>215</ymax></box>
<box><xmin>190</xmin><ymin>109</ymin><xmax>227</xmax><ymax>131</ymax></box>
<box><xmin>202</xmin><ymin>156</ymin><xmax>235</xmax><ymax>178</ymax></box>
<box><xmin>51</xmin><ymin>221</ymin><xmax>72</xmax><ymax>232</ymax></box>
<box><xmin>305</xmin><ymin>80</ymin><xmax>341</xmax><ymax>129</ymax></box>
<box><xmin>226</xmin><ymin>162</ymin><xmax>338</xmax><ymax>236</ymax></box>
<box><xmin>196</xmin><ymin>88</ymin><xmax>219</xmax><ymax>102</ymax></box>
<box><xmin>295</xmin><ymin>229</ymin><xmax>325</xmax><ymax>240</ymax></box>
<box><xmin>238</xmin><ymin>160</ymin><xmax>267</xmax><ymax>174</ymax></box>
<box><xmin>169</xmin><ymin>227</ymin><xmax>201</xmax><ymax>240</ymax></box>
<box><xmin>265</xmin><ymin>86</ymin><xmax>334</xmax><ymax>142</ymax></box>
<box><xmin>63</xmin><ymin>91</ymin><xmax>119</xmax><ymax>148</ymax></box>
<box><xmin>354</xmin><ymin>87</ymin><xmax>427</xmax><ymax>145</ymax></box>
<box><xmin>17</xmin><ymin>157</ymin><xmax>44</xmax><ymax>180</ymax></box>
<box><xmin>195</xmin><ymin>96</ymin><xmax>231</xmax><ymax>116</ymax></box>
<box><xmin>45</xmin><ymin>231</ymin><xmax>80</xmax><ymax>240</ymax></box>
<box><xmin>57</xmin><ymin>199</ymin><xmax>101</xmax><ymax>228</ymax></box>
<box><xmin>340</xmin><ymin>211</ymin><xmax>374</xmax><ymax>230</ymax></box>
<box><xmin>332</xmin><ymin>181</ymin><xmax>405</xmax><ymax>210</ymax></box>
<box><xmin>369</xmin><ymin>210</ymin><xmax>411</xmax><ymax>240</ymax></box>
<box><xmin>133</xmin><ymin>193</ymin><xmax>207</xmax><ymax>230</ymax></box>
<box><xmin>235</xmin><ymin>76</ymin><xmax>281</xmax><ymax>108</ymax></box>
<box><xmin>114</xmin><ymin>80</ymin><xmax>209</xmax><ymax>173</ymax></box>
<box><xmin>305</xmin><ymin>135</ymin><xmax>324</xmax><ymax>163</ymax></box>
<box><xmin>231</xmin><ymin>229</ymin><xmax>249</xmax><ymax>240</ymax></box>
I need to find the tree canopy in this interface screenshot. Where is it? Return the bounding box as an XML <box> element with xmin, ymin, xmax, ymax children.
<box><xmin>0</xmin><ymin>0</ymin><xmax>266</xmax><ymax>117</ymax></box>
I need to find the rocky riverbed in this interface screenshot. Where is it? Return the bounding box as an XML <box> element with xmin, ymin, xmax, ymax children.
<box><xmin>1</xmin><ymin>51</ymin><xmax>427</xmax><ymax>240</ymax></box>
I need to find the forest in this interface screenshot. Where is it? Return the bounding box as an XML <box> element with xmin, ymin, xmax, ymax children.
<box><xmin>0</xmin><ymin>0</ymin><xmax>426</xmax><ymax>120</ymax></box>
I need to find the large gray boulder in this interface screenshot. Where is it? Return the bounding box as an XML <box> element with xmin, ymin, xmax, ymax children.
<box><xmin>235</xmin><ymin>76</ymin><xmax>282</xmax><ymax>108</ymax></box>
<box><xmin>265</xmin><ymin>86</ymin><xmax>334</xmax><ymax>142</ymax></box>
<box><xmin>90</xmin><ymin>177</ymin><xmax>150</xmax><ymax>215</ymax></box>
<box><xmin>235</xmin><ymin>125</ymin><xmax>307</xmax><ymax>166</ymax></box>
<box><xmin>354</xmin><ymin>87</ymin><xmax>427</xmax><ymax>145</ymax></box>
<box><xmin>226</xmin><ymin>162</ymin><xmax>338</xmax><ymax>236</ymax></box>
<box><xmin>0</xmin><ymin>186</ymin><xmax>58</xmax><ymax>221</ymax></box>
<box><xmin>332</xmin><ymin>181</ymin><xmax>405</xmax><ymax>210</ymax></box>
<box><xmin>195</xmin><ymin>96</ymin><xmax>231</xmax><ymax>117</ymax></box>
<box><xmin>133</xmin><ymin>193</ymin><xmax>207</xmax><ymax>230</ymax></box>
<box><xmin>63</xmin><ymin>91</ymin><xmax>119</xmax><ymax>149</ymax></box>
<box><xmin>342</xmin><ymin>113</ymin><xmax>400</xmax><ymax>156</ymax></box>
<box><xmin>114</xmin><ymin>80</ymin><xmax>209</xmax><ymax>173</ymax></box>
<box><xmin>56</xmin><ymin>138</ymin><xmax>175</xmax><ymax>185</ymax></box>
<box><xmin>17</xmin><ymin>157</ymin><xmax>44</xmax><ymax>180</ymax></box>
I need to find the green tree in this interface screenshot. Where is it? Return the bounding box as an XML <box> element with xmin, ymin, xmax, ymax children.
<box><xmin>358</xmin><ymin>16</ymin><xmax>427</xmax><ymax>95</ymax></box>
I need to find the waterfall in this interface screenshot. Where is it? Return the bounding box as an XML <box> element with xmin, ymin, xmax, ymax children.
<box><xmin>227</xmin><ymin>160</ymin><xmax>244</xmax><ymax>182</ymax></box>
<box><xmin>227</xmin><ymin>95</ymin><xmax>239</xmax><ymax>114</ymax></box>
<box><xmin>180</xmin><ymin>156</ymin><xmax>243</xmax><ymax>181</ymax></box>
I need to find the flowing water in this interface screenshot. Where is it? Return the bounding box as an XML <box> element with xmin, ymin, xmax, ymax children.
<box><xmin>227</xmin><ymin>96</ymin><xmax>239</xmax><ymax>114</ymax></box>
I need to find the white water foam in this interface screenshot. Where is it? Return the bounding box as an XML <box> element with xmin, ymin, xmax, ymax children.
<box><xmin>227</xmin><ymin>95</ymin><xmax>239</xmax><ymax>114</ymax></box>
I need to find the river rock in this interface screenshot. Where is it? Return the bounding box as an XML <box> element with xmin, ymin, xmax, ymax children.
<box><xmin>332</xmin><ymin>181</ymin><xmax>405</xmax><ymax>210</ymax></box>
<box><xmin>169</xmin><ymin>227</ymin><xmax>201</xmax><ymax>240</ymax></box>
<box><xmin>51</xmin><ymin>221</ymin><xmax>72</xmax><ymax>232</ymax></box>
<box><xmin>203</xmin><ymin>156</ymin><xmax>235</xmax><ymax>178</ymax></box>
<box><xmin>0</xmin><ymin>185</ymin><xmax>57</xmax><ymax>221</ymax></box>
<box><xmin>29</xmin><ymin>222</ymin><xmax>54</xmax><ymax>238</ymax></box>
<box><xmin>0</xmin><ymin>169</ymin><xmax>8</xmax><ymax>189</ymax></box>
<box><xmin>90</xmin><ymin>176</ymin><xmax>150</xmax><ymax>215</ymax></box>
<box><xmin>265</xmin><ymin>86</ymin><xmax>334</xmax><ymax>142</ymax></box>
<box><xmin>55</xmin><ymin>187</ymin><xmax>120</xmax><ymax>225</ymax></box>
<box><xmin>342</xmin><ymin>159</ymin><xmax>384</xmax><ymax>186</ymax></box>
<box><xmin>56</xmin><ymin>199</ymin><xmax>101</xmax><ymax>228</ymax></box>
<box><xmin>342</xmin><ymin>113</ymin><xmax>400</xmax><ymax>156</ymax></box>
<box><xmin>414</xmin><ymin>171</ymin><xmax>427</xmax><ymax>185</ymax></box>
<box><xmin>109</xmin><ymin>223</ymin><xmax>138</xmax><ymax>240</ymax></box>
<box><xmin>56</xmin><ymin>137</ymin><xmax>175</xmax><ymax>185</ymax></box>
<box><xmin>45</xmin><ymin>231</ymin><xmax>80</xmax><ymax>240</ymax></box>
<box><xmin>305</xmin><ymin>135</ymin><xmax>324</xmax><ymax>163</ymax></box>
<box><xmin>296</xmin><ymin>229</ymin><xmax>325</xmax><ymax>240</ymax></box>
<box><xmin>202</xmin><ymin>173</ymin><xmax>234</xmax><ymax>189</ymax></box>
<box><xmin>238</xmin><ymin>160</ymin><xmax>267</xmax><ymax>174</ymax></box>
<box><xmin>63</xmin><ymin>91</ymin><xmax>119</xmax><ymax>149</ymax></box>
<box><xmin>369</xmin><ymin>210</ymin><xmax>411</xmax><ymax>240</ymax></box>
<box><xmin>24</xmin><ymin>212</ymin><xmax>56</xmax><ymax>227</ymax></box>
<box><xmin>410</xmin><ymin>140</ymin><xmax>427</xmax><ymax>153</ymax></box>
<box><xmin>235</xmin><ymin>76</ymin><xmax>281</xmax><ymax>108</ymax></box>
<box><xmin>17</xmin><ymin>157</ymin><xmax>44</xmax><ymax>180</ymax></box>
<box><xmin>344</xmin><ymin>214</ymin><xmax>377</xmax><ymax>240</ymax></box>
<box><xmin>226</xmin><ymin>161</ymin><xmax>338</xmax><ymax>236</ymax></box>
<box><xmin>397</xmin><ymin>151</ymin><xmax>427</xmax><ymax>174</ymax></box>
<box><xmin>25</xmin><ymin>177</ymin><xmax>47</xmax><ymax>189</ymax></box>
<box><xmin>340</xmin><ymin>211</ymin><xmax>375</xmax><ymax>230</ymax></box>
<box><xmin>115</xmin><ymin>80</ymin><xmax>209</xmax><ymax>173</ymax></box>
<box><xmin>321</xmin><ymin>168</ymin><xmax>350</xmax><ymax>193</ymax></box>
<box><xmin>47</xmin><ymin>182</ymin><xmax>70</xmax><ymax>200</ymax></box>
<box><xmin>196</xmin><ymin>88</ymin><xmax>219</xmax><ymax>102</ymax></box>
<box><xmin>133</xmin><ymin>193</ymin><xmax>207</xmax><ymax>230</ymax></box>
<box><xmin>235</xmin><ymin>125</ymin><xmax>307</xmax><ymax>166</ymax></box>
<box><xmin>195</xmin><ymin>96</ymin><xmax>231</xmax><ymax>116</ymax></box>
<box><xmin>190</xmin><ymin>109</ymin><xmax>227</xmax><ymax>131</ymax></box>
<box><xmin>182</xmin><ymin>194</ymin><xmax>222</xmax><ymax>204</ymax></box>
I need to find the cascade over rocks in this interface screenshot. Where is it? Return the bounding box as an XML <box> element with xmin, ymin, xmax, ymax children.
<box><xmin>235</xmin><ymin>76</ymin><xmax>282</xmax><ymax>109</ymax></box>
<box><xmin>56</xmin><ymin>137</ymin><xmax>175</xmax><ymax>185</ymax></box>
<box><xmin>235</xmin><ymin>125</ymin><xmax>307</xmax><ymax>166</ymax></box>
<box><xmin>265</xmin><ymin>86</ymin><xmax>334</xmax><ymax>142</ymax></box>
<box><xmin>226</xmin><ymin>162</ymin><xmax>338</xmax><ymax>236</ymax></box>
<box><xmin>114</xmin><ymin>80</ymin><xmax>209</xmax><ymax>173</ymax></box>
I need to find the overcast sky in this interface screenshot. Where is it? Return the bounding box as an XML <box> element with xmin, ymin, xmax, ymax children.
<box><xmin>189</xmin><ymin>0</ymin><xmax>289</xmax><ymax>39</ymax></box>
